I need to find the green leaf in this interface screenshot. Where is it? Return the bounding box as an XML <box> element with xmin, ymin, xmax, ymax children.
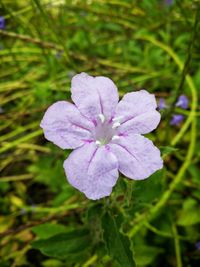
<box><xmin>102</xmin><ymin>212</ymin><xmax>136</xmax><ymax>267</ymax></box>
<box><xmin>87</xmin><ymin>204</ymin><xmax>103</xmax><ymax>245</ymax></box>
<box><xmin>32</xmin><ymin>223</ymin><xmax>67</xmax><ymax>239</ymax></box>
<box><xmin>188</xmin><ymin>164</ymin><xmax>200</xmax><ymax>184</ymax></box>
<box><xmin>31</xmin><ymin>228</ymin><xmax>91</xmax><ymax>259</ymax></box>
<box><xmin>52</xmin><ymin>186</ymin><xmax>75</xmax><ymax>206</ymax></box>
<box><xmin>28</xmin><ymin>155</ymin><xmax>67</xmax><ymax>192</ymax></box>
<box><xmin>134</xmin><ymin>245</ymin><xmax>163</xmax><ymax>266</ymax></box>
<box><xmin>160</xmin><ymin>146</ymin><xmax>178</xmax><ymax>157</ymax></box>
<box><xmin>177</xmin><ymin>198</ymin><xmax>200</xmax><ymax>226</ymax></box>
<box><xmin>42</xmin><ymin>259</ymin><xmax>63</xmax><ymax>267</ymax></box>
<box><xmin>132</xmin><ymin>169</ymin><xmax>164</xmax><ymax>206</ymax></box>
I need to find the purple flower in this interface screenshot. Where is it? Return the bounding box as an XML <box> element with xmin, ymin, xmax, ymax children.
<box><xmin>40</xmin><ymin>73</ymin><xmax>163</xmax><ymax>200</ymax></box>
<box><xmin>164</xmin><ymin>0</ymin><xmax>173</xmax><ymax>6</ymax></box>
<box><xmin>170</xmin><ymin>114</ymin><xmax>184</xmax><ymax>126</ymax></box>
<box><xmin>175</xmin><ymin>95</ymin><xmax>189</xmax><ymax>109</ymax></box>
<box><xmin>196</xmin><ymin>241</ymin><xmax>200</xmax><ymax>250</ymax></box>
<box><xmin>55</xmin><ymin>51</ymin><xmax>63</xmax><ymax>59</ymax></box>
<box><xmin>158</xmin><ymin>98</ymin><xmax>167</xmax><ymax>110</ymax></box>
<box><xmin>0</xmin><ymin>16</ymin><xmax>5</xmax><ymax>30</ymax></box>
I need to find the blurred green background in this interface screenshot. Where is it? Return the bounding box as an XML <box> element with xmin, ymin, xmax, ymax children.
<box><xmin>0</xmin><ymin>0</ymin><xmax>200</xmax><ymax>266</ymax></box>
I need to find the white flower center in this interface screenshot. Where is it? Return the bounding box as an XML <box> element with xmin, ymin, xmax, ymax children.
<box><xmin>95</xmin><ymin>114</ymin><xmax>121</xmax><ymax>145</ymax></box>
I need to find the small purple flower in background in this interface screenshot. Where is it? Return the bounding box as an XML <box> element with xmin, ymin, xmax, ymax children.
<box><xmin>196</xmin><ymin>241</ymin><xmax>200</xmax><ymax>250</ymax></box>
<box><xmin>158</xmin><ymin>95</ymin><xmax>189</xmax><ymax>127</ymax></box>
<box><xmin>158</xmin><ymin>98</ymin><xmax>167</xmax><ymax>110</ymax></box>
<box><xmin>164</xmin><ymin>0</ymin><xmax>174</xmax><ymax>6</ymax></box>
<box><xmin>175</xmin><ymin>95</ymin><xmax>189</xmax><ymax>109</ymax></box>
<box><xmin>0</xmin><ymin>16</ymin><xmax>5</xmax><ymax>30</ymax></box>
<box><xmin>55</xmin><ymin>50</ymin><xmax>63</xmax><ymax>60</ymax></box>
<box><xmin>171</xmin><ymin>95</ymin><xmax>189</xmax><ymax>126</ymax></box>
<box><xmin>0</xmin><ymin>106</ymin><xmax>4</xmax><ymax>114</ymax></box>
<box><xmin>170</xmin><ymin>114</ymin><xmax>184</xmax><ymax>126</ymax></box>
<box><xmin>40</xmin><ymin>73</ymin><xmax>163</xmax><ymax>200</ymax></box>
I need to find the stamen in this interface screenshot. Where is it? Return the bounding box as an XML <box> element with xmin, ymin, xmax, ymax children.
<box><xmin>112</xmin><ymin>122</ymin><xmax>121</xmax><ymax>129</ymax></box>
<box><xmin>112</xmin><ymin>135</ymin><xmax>120</xmax><ymax>141</ymax></box>
<box><xmin>98</xmin><ymin>113</ymin><xmax>105</xmax><ymax>123</ymax></box>
<box><xmin>112</xmin><ymin>116</ymin><xmax>123</xmax><ymax>122</ymax></box>
<box><xmin>95</xmin><ymin>140</ymin><xmax>101</xmax><ymax>146</ymax></box>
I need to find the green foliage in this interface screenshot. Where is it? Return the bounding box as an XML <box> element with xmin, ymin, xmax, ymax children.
<box><xmin>160</xmin><ymin>146</ymin><xmax>179</xmax><ymax>157</ymax></box>
<box><xmin>28</xmin><ymin>154</ymin><xmax>67</xmax><ymax>192</ymax></box>
<box><xmin>177</xmin><ymin>198</ymin><xmax>200</xmax><ymax>226</ymax></box>
<box><xmin>132</xmin><ymin>170</ymin><xmax>165</xmax><ymax>206</ymax></box>
<box><xmin>134</xmin><ymin>245</ymin><xmax>163</xmax><ymax>266</ymax></box>
<box><xmin>32</xmin><ymin>228</ymin><xmax>91</xmax><ymax>261</ymax></box>
<box><xmin>102</xmin><ymin>212</ymin><xmax>136</xmax><ymax>267</ymax></box>
<box><xmin>32</xmin><ymin>223</ymin><xmax>68</xmax><ymax>239</ymax></box>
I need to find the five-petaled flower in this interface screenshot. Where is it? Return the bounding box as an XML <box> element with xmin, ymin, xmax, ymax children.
<box><xmin>40</xmin><ymin>73</ymin><xmax>163</xmax><ymax>200</ymax></box>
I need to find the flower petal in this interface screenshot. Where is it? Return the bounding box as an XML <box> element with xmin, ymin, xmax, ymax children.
<box><xmin>71</xmin><ymin>73</ymin><xmax>119</xmax><ymax>122</ymax></box>
<box><xmin>110</xmin><ymin>134</ymin><xmax>163</xmax><ymax>180</ymax></box>
<box><xmin>40</xmin><ymin>101</ymin><xmax>94</xmax><ymax>149</ymax></box>
<box><xmin>64</xmin><ymin>142</ymin><xmax>119</xmax><ymax>200</ymax></box>
<box><xmin>115</xmin><ymin>90</ymin><xmax>161</xmax><ymax>134</ymax></box>
<box><xmin>117</xmin><ymin>111</ymin><xmax>161</xmax><ymax>135</ymax></box>
<box><xmin>175</xmin><ymin>95</ymin><xmax>189</xmax><ymax>109</ymax></box>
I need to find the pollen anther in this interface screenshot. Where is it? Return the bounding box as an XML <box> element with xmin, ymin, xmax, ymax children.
<box><xmin>112</xmin><ymin>116</ymin><xmax>123</xmax><ymax>122</ymax></box>
<box><xmin>112</xmin><ymin>135</ymin><xmax>120</xmax><ymax>141</ymax></box>
<box><xmin>112</xmin><ymin>122</ymin><xmax>121</xmax><ymax>129</ymax></box>
<box><xmin>95</xmin><ymin>140</ymin><xmax>101</xmax><ymax>145</ymax></box>
<box><xmin>98</xmin><ymin>113</ymin><xmax>105</xmax><ymax>123</ymax></box>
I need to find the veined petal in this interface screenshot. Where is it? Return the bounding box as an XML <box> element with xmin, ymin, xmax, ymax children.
<box><xmin>71</xmin><ymin>73</ymin><xmax>119</xmax><ymax>122</ymax></box>
<box><xmin>40</xmin><ymin>101</ymin><xmax>94</xmax><ymax>149</ymax></box>
<box><xmin>117</xmin><ymin>111</ymin><xmax>161</xmax><ymax>135</ymax></box>
<box><xmin>115</xmin><ymin>90</ymin><xmax>161</xmax><ymax>134</ymax></box>
<box><xmin>63</xmin><ymin>142</ymin><xmax>119</xmax><ymax>200</ymax></box>
<box><xmin>110</xmin><ymin>134</ymin><xmax>163</xmax><ymax>180</ymax></box>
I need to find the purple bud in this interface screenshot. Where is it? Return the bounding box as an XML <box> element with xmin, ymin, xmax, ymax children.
<box><xmin>170</xmin><ymin>114</ymin><xmax>184</xmax><ymax>126</ymax></box>
<box><xmin>195</xmin><ymin>241</ymin><xmax>200</xmax><ymax>250</ymax></box>
<box><xmin>158</xmin><ymin>98</ymin><xmax>167</xmax><ymax>110</ymax></box>
<box><xmin>0</xmin><ymin>16</ymin><xmax>5</xmax><ymax>30</ymax></box>
<box><xmin>164</xmin><ymin>0</ymin><xmax>173</xmax><ymax>6</ymax></box>
<box><xmin>55</xmin><ymin>51</ymin><xmax>63</xmax><ymax>59</ymax></box>
<box><xmin>176</xmin><ymin>95</ymin><xmax>189</xmax><ymax>109</ymax></box>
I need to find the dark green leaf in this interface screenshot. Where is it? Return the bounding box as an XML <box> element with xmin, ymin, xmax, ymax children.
<box><xmin>32</xmin><ymin>223</ymin><xmax>67</xmax><ymax>239</ymax></box>
<box><xmin>177</xmin><ymin>198</ymin><xmax>200</xmax><ymax>226</ymax></box>
<box><xmin>160</xmin><ymin>146</ymin><xmax>178</xmax><ymax>157</ymax></box>
<box><xmin>134</xmin><ymin>245</ymin><xmax>163</xmax><ymax>266</ymax></box>
<box><xmin>102</xmin><ymin>212</ymin><xmax>136</xmax><ymax>267</ymax></box>
<box><xmin>31</xmin><ymin>228</ymin><xmax>91</xmax><ymax>259</ymax></box>
<box><xmin>132</xmin><ymin>169</ymin><xmax>164</xmax><ymax>206</ymax></box>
